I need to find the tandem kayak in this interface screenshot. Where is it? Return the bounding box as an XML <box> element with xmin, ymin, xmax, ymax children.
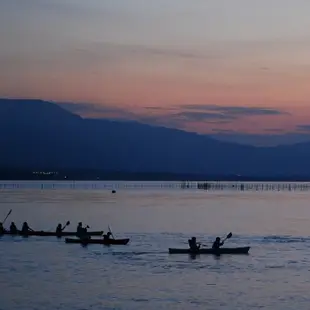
<box><xmin>65</xmin><ymin>238</ymin><xmax>130</xmax><ymax>245</ymax></box>
<box><xmin>168</xmin><ymin>246</ymin><xmax>250</xmax><ymax>255</ymax></box>
<box><xmin>1</xmin><ymin>230</ymin><xmax>104</xmax><ymax>237</ymax></box>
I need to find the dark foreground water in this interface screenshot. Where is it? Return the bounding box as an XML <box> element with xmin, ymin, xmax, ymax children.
<box><xmin>1</xmin><ymin>184</ymin><xmax>310</xmax><ymax>309</ymax></box>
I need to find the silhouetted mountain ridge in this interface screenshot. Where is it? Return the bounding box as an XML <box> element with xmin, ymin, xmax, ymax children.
<box><xmin>1</xmin><ymin>98</ymin><xmax>310</xmax><ymax>176</ymax></box>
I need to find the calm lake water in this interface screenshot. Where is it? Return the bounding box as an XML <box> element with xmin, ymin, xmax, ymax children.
<box><xmin>1</xmin><ymin>182</ymin><xmax>310</xmax><ymax>309</ymax></box>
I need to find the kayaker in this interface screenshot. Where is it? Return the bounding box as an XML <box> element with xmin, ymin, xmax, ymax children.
<box><xmin>10</xmin><ymin>222</ymin><xmax>17</xmax><ymax>234</ymax></box>
<box><xmin>0</xmin><ymin>222</ymin><xmax>4</xmax><ymax>234</ymax></box>
<box><xmin>103</xmin><ymin>232</ymin><xmax>112</xmax><ymax>241</ymax></box>
<box><xmin>56</xmin><ymin>223</ymin><xmax>63</xmax><ymax>235</ymax></box>
<box><xmin>76</xmin><ymin>222</ymin><xmax>90</xmax><ymax>240</ymax></box>
<box><xmin>21</xmin><ymin>222</ymin><xmax>32</xmax><ymax>234</ymax></box>
<box><xmin>76</xmin><ymin>222</ymin><xmax>83</xmax><ymax>237</ymax></box>
<box><xmin>188</xmin><ymin>237</ymin><xmax>200</xmax><ymax>251</ymax></box>
<box><xmin>212</xmin><ymin>237</ymin><xmax>224</xmax><ymax>250</ymax></box>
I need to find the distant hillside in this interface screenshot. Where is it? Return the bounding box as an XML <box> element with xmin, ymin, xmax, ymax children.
<box><xmin>1</xmin><ymin>98</ymin><xmax>310</xmax><ymax>177</ymax></box>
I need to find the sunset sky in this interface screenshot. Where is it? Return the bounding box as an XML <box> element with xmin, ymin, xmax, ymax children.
<box><xmin>1</xmin><ymin>0</ymin><xmax>310</xmax><ymax>144</ymax></box>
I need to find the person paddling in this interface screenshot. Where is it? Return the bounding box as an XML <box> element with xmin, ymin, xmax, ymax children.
<box><xmin>76</xmin><ymin>222</ymin><xmax>83</xmax><ymax>237</ymax></box>
<box><xmin>10</xmin><ymin>222</ymin><xmax>17</xmax><ymax>234</ymax></box>
<box><xmin>188</xmin><ymin>237</ymin><xmax>200</xmax><ymax>252</ymax></box>
<box><xmin>56</xmin><ymin>224</ymin><xmax>63</xmax><ymax>235</ymax></box>
<box><xmin>56</xmin><ymin>221</ymin><xmax>70</xmax><ymax>236</ymax></box>
<box><xmin>212</xmin><ymin>237</ymin><xmax>224</xmax><ymax>250</ymax></box>
<box><xmin>21</xmin><ymin>222</ymin><xmax>33</xmax><ymax>234</ymax></box>
<box><xmin>76</xmin><ymin>222</ymin><xmax>90</xmax><ymax>240</ymax></box>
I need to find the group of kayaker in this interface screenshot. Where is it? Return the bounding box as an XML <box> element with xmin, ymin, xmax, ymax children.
<box><xmin>1</xmin><ymin>210</ymin><xmax>222</xmax><ymax>252</ymax></box>
<box><xmin>0</xmin><ymin>221</ymin><xmax>112</xmax><ymax>241</ymax></box>
<box><xmin>56</xmin><ymin>221</ymin><xmax>112</xmax><ymax>241</ymax></box>
<box><xmin>0</xmin><ymin>221</ymin><xmax>33</xmax><ymax>234</ymax></box>
<box><xmin>188</xmin><ymin>236</ymin><xmax>224</xmax><ymax>252</ymax></box>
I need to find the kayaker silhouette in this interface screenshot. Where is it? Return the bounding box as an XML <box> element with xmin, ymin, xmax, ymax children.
<box><xmin>0</xmin><ymin>222</ymin><xmax>4</xmax><ymax>234</ymax></box>
<box><xmin>10</xmin><ymin>222</ymin><xmax>17</xmax><ymax>234</ymax></box>
<box><xmin>76</xmin><ymin>222</ymin><xmax>90</xmax><ymax>239</ymax></box>
<box><xmin>21</xmin><ymin>222</ymin><xmax>33</xmax><ymax>234</ymax></box>
<box><xmin>212</xmin><ymin>237</ymin><xmax>224</xmax><ymax>250</ymax></box>
<box><xmin>188</xmin><ymin>237</ymin><xmax>200</xmax><ymax>251</ymax></box>
<box><xmin>56</xmin><ymin>224</ymin><xmax>63</xmax><ymax>234</ymax></box>
<box><xmin>56</xmin><ymin>221</ymin><xmax>70</xmax><ymax>235</ymax></box>
<box><xmin>76</xmin><ymin>222</ymin><xmax>83</xmax><ymax>236</ymax></box>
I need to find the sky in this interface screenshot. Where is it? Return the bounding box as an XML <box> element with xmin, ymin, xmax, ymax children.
<box><xmin>1</xmin><ymin>0</ymin><xmax>310</xmax><ymax>145</ymax></box>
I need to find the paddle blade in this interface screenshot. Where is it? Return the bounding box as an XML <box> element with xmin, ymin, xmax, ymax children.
<box><xmin>226</xmin><ymin>232</ymin><xmax>232</xmax><ymax>239</ymax></box>
<box><xmin>66</xmin><ymin>221</ymin><xmax>70</xmax><ymax>226</ymax></box>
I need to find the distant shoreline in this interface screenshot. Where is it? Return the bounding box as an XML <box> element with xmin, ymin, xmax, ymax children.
<box><xmin>1</xmin><ymin>169</ymin><xmax>310</xmax><ymax>182</ymax></box>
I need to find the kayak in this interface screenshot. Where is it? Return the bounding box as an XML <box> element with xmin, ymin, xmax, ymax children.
<box><xmin>65</xmin><ymin>238</ymin><xmax>130</xmax><ymax>245</ymax></box>
<box><xmin>168</xmin><ymin>246</ymin><xmax>250</xmax><ymax>255</ymax></box>
<box><xmin>1</xmin><ymin>230</ymin><xmax>104</xmax><ymax>237</ymax></box>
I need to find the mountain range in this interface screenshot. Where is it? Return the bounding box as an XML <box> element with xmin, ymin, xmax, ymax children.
<box><xmin>1</xmin><ymin>98</ymin><xmax>310</xmax><ymax>178</ymax></box>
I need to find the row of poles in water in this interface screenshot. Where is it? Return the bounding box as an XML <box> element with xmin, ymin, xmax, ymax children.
<box><xmin>1</xmin><ymin>181</ymin><xmax>310</xmax><ymax>191</ymax></box>
<box><xmin>190</xmin><ymin>182</ymin><xmax>310</xmax><ymax>191</ymax></box>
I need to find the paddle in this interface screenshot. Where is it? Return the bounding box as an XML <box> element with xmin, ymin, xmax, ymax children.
<box><xmin>61</xmin><ymin>220</ymin><xmax>70</xmax><ymax>231</ymax></box>
<box><xmin>221</xmin><ymin>232</ymin><xmax>232</xmax><ymax>244</ymax></box>
<box><xmin>108</xmin><ymin>225</ymin><xmax>115</xmax><ymax>239</ymax></box>
<box><xmin>2</xmin><ymin>209</ymin><xmax>12</xmax><ymax>225</ymax></box>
